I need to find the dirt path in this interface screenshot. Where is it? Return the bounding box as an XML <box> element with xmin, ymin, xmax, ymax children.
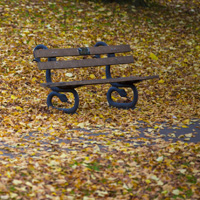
<box><xmin>0</xmin><ymin>120</ymin><xmax>199</xmax><ymax>158</ymax></box>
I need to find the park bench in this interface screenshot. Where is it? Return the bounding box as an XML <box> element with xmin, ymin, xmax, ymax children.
<box><xmin>33</xmin><ymin>41</ymin><xmax>159</xmax><ymax>113</ymax></box>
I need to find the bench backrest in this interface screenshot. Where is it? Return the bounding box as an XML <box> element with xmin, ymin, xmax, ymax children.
<box><xmin>34</xmin><ymin>45</ymin><xmax>134</xmax><ymax>70</ymax></box>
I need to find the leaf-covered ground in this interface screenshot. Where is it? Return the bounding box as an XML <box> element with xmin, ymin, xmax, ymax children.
<box><xmin>0</xmin><ymin>0</ymin><xmax>199</xmax><ymax>199</ymax></box>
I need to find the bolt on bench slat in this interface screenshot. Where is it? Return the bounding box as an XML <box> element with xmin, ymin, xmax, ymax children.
<box><xmin>38</xmin><ymin>56</ymin><xmax>134</xmax><ymax>70</ymax></box>
<box><xmin>34</xmin><ymin>44</ymin><xmax>131</xmax><ymax>58</ymax></box>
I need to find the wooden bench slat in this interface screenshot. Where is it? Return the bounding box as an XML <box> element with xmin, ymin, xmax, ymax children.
<box><xmin>38</xmin><ymin>56</ymin><xmax>134</xmax><ymax>70</ymax></box>
<box><xmin>34</xmin><ymin>45</ymin><xmax>131</xmax><ymax>58</ymax></box>
<box><xmin>41</xmin><ymin>75</ymin><xmax>159</xmax><ymax>89</ymax></box>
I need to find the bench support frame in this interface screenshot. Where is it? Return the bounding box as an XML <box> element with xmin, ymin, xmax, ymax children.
<box><xmin>95</xmin><ymin>42</ymin><xmax>138</xmax><ymax>110</ymax></box>
<box><xmin>34</xmin><ymin>42</ymin><xmax>139</xmax><ymax>113</ymax></box>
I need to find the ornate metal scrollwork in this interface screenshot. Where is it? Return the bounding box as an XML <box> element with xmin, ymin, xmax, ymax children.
<box><xmin>47</xmin><ymin>90</ymin><xmax>79</xmax><ymax>113</ymax></box>
<box><xmin>33</xmin><ymin>44</ymin><xmax>80</xmax><ymax>114</ymax></box>
<box><xmin>94</xmin><ymin>41</ymin><xmax>138</xmax><ymax>109</ymax></box>
<box><xmin>107</xmin><ymin>85</ymin><xmax>138</xmax><ymax>109</ymax></box>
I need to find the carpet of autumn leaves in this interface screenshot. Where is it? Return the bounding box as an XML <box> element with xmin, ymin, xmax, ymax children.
<box><xmin>0</xmin><ymin>0</ymin><xmax>200</xmax><ymax>199</ymax></box>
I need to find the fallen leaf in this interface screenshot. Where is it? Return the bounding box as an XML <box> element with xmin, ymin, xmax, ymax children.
<box><xmin>150</xmin><ymin>52</ymin><xmax>158</xmax><ymax>61</ymax></box>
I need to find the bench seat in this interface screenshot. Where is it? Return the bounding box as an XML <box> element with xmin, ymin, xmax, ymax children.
<box><xmin>41</xmin><ymin>75</ymin><xmax>159</xmax><ymax>89</ymax></box>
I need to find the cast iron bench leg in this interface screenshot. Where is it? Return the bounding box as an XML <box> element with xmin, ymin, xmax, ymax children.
<box><xmin>47</xmin><ymin>89</ymin><xmax>79</xmax><ymax>114</ymax></box>
<box><xmin>107</xmin><ymin>84</ymin><xmax>138</xmax><ymax>109</ymax></box>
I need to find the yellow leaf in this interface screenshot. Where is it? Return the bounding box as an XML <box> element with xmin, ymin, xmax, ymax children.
<box><xmin>83</xmin><ymin>197</ymin><xmax>95</xmax><ymax>200</ymax></box>
<box><xmin>26</xmin><ymin>182</ymin><xmax>33</xmax><ymax>187</ymax></box>
<box><xmin>178</xmin><ymin>169</ymin><xmax>186</xmax><ymax>174</ymax></box>
<box><xmin>172</xmin><ymin>189</ymin><xmax>180</xmax><ymax>195</ymax></box>
<box><xmin>151</xmin><ymin>175</ymin><xmax>159</xmax><ymax>181</ymax></box>
<box><xmin>98</xmin><ymin>7</ymin><xmax>106</xmax><ymax>11</ymax></box>
<box><xmin>93</xmin><ymin>145</ymin><xmax>100</xmax><ymax>153</ymax></box>
<box><xmin>6</xmin><ymin>171</ymin><xmax>11</xmax><ymax>178</ymax></box>
<box><xmin>150</xmin><ymin>52</ymin><xmax>158</xmax><ymax>61</ymax></box>
<box><xmin>182</xmin><ymin>119</ymin><xmax>190</xmax><ymax>125</ymax></box>
<box><xmin>182</xmin><ymin>125</ymin><xmax>188</xmax><ymax>128</ymax></box>
<box><xmin>36</xmin><ymin>142</ymin><xmax>41</xmax><ymax>146</ymax></box>
<box><xmin>114</xmin><ymin>131</ymin><xmax>124</xmax><ymax>136</ymax></box>
<box><xmin>32</xmin><ymin>77</ymin><xmax>36</xmax><ymax>82</ymax></box>
<box><xmin>65</xmin><ymin>73</ymin><xmax>73</xmax><ymax>77</ymax></box>
<box><xmin>11</xmin><ymin>95</ymin><xmax>17</xmax><ymax>100</ymax></box>
<box><xmin>90</xmin><ymin>74</ymin><xmax>96</xmax><ymax>79</ymax></box>
<box><xmin>99</xmin><ymin>114</ymin><xmax>104</xmax><ymax>118</ymax></box>
<box><xmin>16</xmin><ymin>106</ymin><xmax>23</xmax><ymax>111</ymax></box>
<box><xmin>77</xmin><ymin>122</ymin><xmax>85</xmax><ymax>128</ymax></box>
<box><xmin>0</xmin><ymin>151</ymin><xmax>3</xmax><ymax>154</ymax></box>
<box><xmin>157</xmin><ymin>180</ymin><xmax>164</xmax><ymax>186</ymax></box>
<box><xmin>13</xmin><ymin>180</ymin><xmax>22</xmax><ymax>185</ymax></box>
<box><xmin>107</xmin><ymin>12</ymin><xmax>112</xmax><ymax>16</ymax></box>
<box><xmin>96</xmin><ymin>190</ymin><xmax>108</xmax><ymax>197</ymax></box>
<box><xmin>85</xmin><ymin>157</ymin><xmax>89</xmax><ymax>161</ymax></box>
<box><xmin>169</xmin><ymin>133</ymin><xmax>176</xmax><ymax>138</ymax></box>
<box><xmin>162</xmin><ymin>190</ymin><xmax>168</xmax><ymax>195</ymax></box>
<box><xmin>156</xmin><ymin>156</ymin><xmax>163</xmax><ymax>162</ymax></box>
<box><xmin>10</xmin><ymin>193</ymin><xmax>18</xmax><ymax>198</ymax></box>
<box><xmin>195</xmin><ymin>45</ymin><xmax>200</xmax><ymax>50</ymax></box>
<box><xmin>185</xmin><ymin>133</ymin><xmax>192</xmax><ymax>137</ymax></box>
<box><xmin>145</xmin><ymin>179</ymin><xmax>151</xmax><ymax>184</ymax></box>
<box><xmin>169</xmin><ymin>148</ymin><xmax>175</xmax><ymax>153</ymax></box>
<box><xmin>158</xmin><ymin>79</ymin><xmax>164</xmax><ymax>84</ymax></box>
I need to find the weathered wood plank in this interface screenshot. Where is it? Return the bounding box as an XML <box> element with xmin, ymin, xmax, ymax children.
<box><xmin>34</xmin><ymin>45</ymin><xmax>131</xmax><ymax>58</ymax></box>
<box><xmin>38</xmin><ymin>56</ymin><xmax>134</xmax><ymax>70</ymax></box>
<box><xmin>41</xmin><ymin>75</ymin><xmax>159</xmax><ymax>89</ymax></box>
